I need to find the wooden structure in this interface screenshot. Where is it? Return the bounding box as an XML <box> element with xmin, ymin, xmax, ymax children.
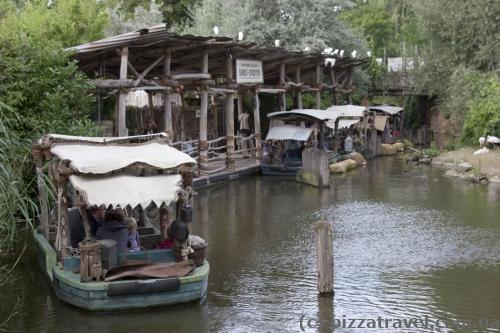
<box><xmin>31</xmin><ymin>133</ymin><xmax>210</xmax><ymax>311</ymax></box>
<box><xmin>314</xmin><ymin>221</ymin><xmax>334</xmax><ymax>294</ymax></box>
<box><xmin>69</xmin><ymin>24</ymin><xmax>367</xmax><ymax>176</ymax></box>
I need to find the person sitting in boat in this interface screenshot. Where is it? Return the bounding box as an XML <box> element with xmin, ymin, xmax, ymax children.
<box><xmin>95</xmin><ymin>207</ymin><xmax>129</xmax><ymax>253</ymax></box>
<box><xmin>69</xmin><ymin>205</ymin><xmax>105</xmax><ymax>248</ymax></box>
<box><xmin>126</xmin><ymin>217</ymin><xmax>141</xmax><ymax>252</ymax></box>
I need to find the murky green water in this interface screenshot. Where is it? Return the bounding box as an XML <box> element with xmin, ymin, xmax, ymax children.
<box><xmin>2</xmin><ymin>158</ymin><xmax>500</xmax><ymax>332</ymax></box>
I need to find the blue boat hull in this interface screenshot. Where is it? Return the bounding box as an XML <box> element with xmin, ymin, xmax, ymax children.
<box><xmin>34</xmin><ymin>231</ymin><xmax>209</xmax><ymax>311</ymax></box>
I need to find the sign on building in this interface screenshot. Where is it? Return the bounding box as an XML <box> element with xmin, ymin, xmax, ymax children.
<box><xmin>236</xmin><ymin>59</ymin><xmax>263</xmax><ymax>84</ymax></box>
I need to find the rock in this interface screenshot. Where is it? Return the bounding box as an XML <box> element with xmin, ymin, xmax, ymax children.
<box><xmin>445</xmin><ymin>169</ymin><xmax>460</xmax><ymax>178</ymax></box>
<box><xmin>380</xmin><ymin>144</ymin><xmax>398</xmax><ymax>156</ymax></box>
<box><xmin>489</xmin><ymin>176</ymin><xmax>500</xmax><ymax>183</ymax></box>
<box><xmin>329</xmin><ymin>159</ymin><xmax>358</xmax><ymax>174</ymax></box>
<box><xmin>402</xmin><ymin>139</ymin><xmax>414</xmax><ymax>148</ymax></box>
<box><xmin>418</xmin><ymin>157</ymin><xmax>432</xmax><ymax>164</ymax></box>
<box><xmin>457</xmin><ymin>162</ymin><xmax>473</xmax><ymax>172</ymax></box>
<box><xmin>345</xmin><ymin>152</ymin><xmax>366</xmax><ymax>166</ymax></box>
<box><xmin>393</xmin><ymin>142</ymin><xmax>405</xmax><ymax>152</ymax></box>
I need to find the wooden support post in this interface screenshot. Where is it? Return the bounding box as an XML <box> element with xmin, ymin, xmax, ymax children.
<box><xmin>315</xmin><ymin>64</ymin><xmax>321</xmax><ymax>109</ymax></box>
<box><xmin>330</xmin><ymin>68</ymin><xmax>337</xmax><ymax>106</ymax></box>
<box><xmin>199</xmin><ymin>51</ymin><xmax>209</xmax><ymax>173</ymax></box>
<box><xmin>296</xmin><ymin>66</ymin><xmax>303</xmax><ymax>109</ymax></box>
<box><xmin>348</xmin><ymin>68</ymin><xmax>354</xmax><ymax>104</ymax></box>
<box><xmin>279</xmin><ymin>63</ymin><xmax>286</xmax><ymax>111</ymax></box>
<box><xmin>164</xmin><ymin>50</ymin><xmax>173</xmax><ymax>142</ymax></box>
<box><xmin>253</xmin><ymin>91</ymin><xmax>262</xmax><ymax>160</ymax></box>
<box><xmin>225</xmin><ymin>55</ymin><xmax>236</xmax><ymax>170</ymax></box>
<box><xmin>315</xmin><ymin>221</ymin><xmax>334</xmax><ymax>294</ymax></box>
<box><xmin>333</xmin><ymin>118</ymin><xmax>339</xmax><ymax>153</ymax></box>
<box><xmin>117</xmin><ymin>46</ymin><xmax>128</xmax><ymax>137</ymax></box>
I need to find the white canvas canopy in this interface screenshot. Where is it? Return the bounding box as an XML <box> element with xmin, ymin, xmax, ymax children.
<box><xmin>266</xmin><ymin>125</ymin><xmax>313</xmax><ymax>141</ymax></box>
<box><xmin>70</xmin><ymin>174</ymin><xmax>182</xmax><ymax>208</ymax></box>
<box><xmin>43</xmin><ymin>133</ymin><xmax>167</xmax><ymax>144</ymax></box>
<box><xmin>51</xmin><ymin>142</ymin><xmax>196</xmax><ymax>174</ymax></box>
<box><xmin>369</xmin><ymin>105</ymin><xmax>404</xmax><ymax>115</ymax></box>
<box><xmin>268</xmin><ymin>105</ymin><xmax>367</xmax><ymax>123</ymax></box>
<box><xmin>330</xmin><ymin>119</ymin><xmax>361</xmax><ymax>130</ymax></box>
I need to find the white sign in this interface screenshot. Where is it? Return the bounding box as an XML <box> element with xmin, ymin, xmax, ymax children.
<box><xmin>236</xmin><ymin>59</ymin><xmax>263</xmax><ymax>84</ymax></box>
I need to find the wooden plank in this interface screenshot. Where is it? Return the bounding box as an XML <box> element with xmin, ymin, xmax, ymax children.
<box><xmin>169</xmin><ymin>73</ymin><xmax>211</xmax><ymax>80</ymax></box>
<box><xmin>89</xmin><ymin>79</ymin><xmax>134</xmax><ymax>88</ymax></box>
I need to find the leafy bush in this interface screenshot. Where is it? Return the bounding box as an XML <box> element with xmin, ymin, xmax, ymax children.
<box><xmin>461</xmin><ymin>76</ymin><xmax>500</xmax><ymax>144</ymax></box>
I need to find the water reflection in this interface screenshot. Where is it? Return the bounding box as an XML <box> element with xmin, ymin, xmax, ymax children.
<box><xmin>2</xmin><ymin>158</ymin><xmax>500</xmax><ymax>332</ymax></box>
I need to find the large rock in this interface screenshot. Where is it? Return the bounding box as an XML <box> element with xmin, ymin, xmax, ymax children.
<box><xmin>329</xmin><ymin>159</ymin><xmax>358</xmax><ymax>174</ymax></box>
<box><xmin>457</xmin><ymin>162</ymin><xmax>473</xmax><ymax>172</ymax></box>
<box><xmin>345</xmin><ymin>152</ymin><xmax>366</xmax><ymax>166</ymax></box>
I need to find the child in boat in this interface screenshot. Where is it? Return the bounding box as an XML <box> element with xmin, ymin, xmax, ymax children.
<box><xmin>126</xmin><ymin>217</ymin><xmax>141</xmax><ymax>252</ymax></box>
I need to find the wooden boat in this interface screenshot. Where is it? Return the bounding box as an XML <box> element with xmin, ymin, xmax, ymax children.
<box><xmin>262</xmin><ymin>106</ymin><xmax>366</xmax><ymax>176</ymax></box>
<box><xmin>31</xmin><ymin>133</ymin><xmax>209</xmax><ymax>311</ymax></box>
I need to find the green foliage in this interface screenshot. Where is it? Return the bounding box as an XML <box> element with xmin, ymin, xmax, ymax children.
<box><xmin>423</xmin><ymin>142</ymin><xmax>439</xmax><ymax>158</ymax></box>
<box><xmin>0</xmin><ymin>33</ymin><xmax>95</xmax><ymax>136</ymax></box>
<box><xmin>0</xmin><ymin>102</ymin><xmax>37</xmax><ymax>251</ymax></box>
<box><xmin>461</xmin><ymin>77</ymin><xmax>500</xmax><ymax>144</ymax></box>
<box><xmin>185</xmin><ymin>0</ymin><xmax>366</xmax><ymax>52</ymax></box>
<box><xmin>2</xmin><ymin>0</ymin><xmax>109</xmax><ymax>48</ymax></box>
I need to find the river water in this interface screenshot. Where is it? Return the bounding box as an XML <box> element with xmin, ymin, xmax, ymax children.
<box><xmin>2</xmin><ymin>157</ymin><xmax>500</xmax><ymax>333</ymax></box>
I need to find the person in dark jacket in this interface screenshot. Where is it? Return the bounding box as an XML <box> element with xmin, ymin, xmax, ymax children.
<box><xmin>95</xmin><ymin>207</ymin><xmax>129</xmax><ymax>253</ymax></box>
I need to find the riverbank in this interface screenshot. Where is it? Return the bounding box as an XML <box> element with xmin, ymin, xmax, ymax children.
<box><xmin>431</xmin><ymin>148</ymin><xmax>500</xmax><ymax>184</ymax></box>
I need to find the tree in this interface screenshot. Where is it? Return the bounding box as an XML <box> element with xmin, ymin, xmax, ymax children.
<box><xmin>184</xmin><ymin>0</ymin><xmax>366</xmax><ymax>52</ymax></box>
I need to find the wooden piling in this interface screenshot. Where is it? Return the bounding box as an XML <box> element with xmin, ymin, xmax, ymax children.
<box><xmin>296</xmin><ymin>66</ymin><xmax>302</xmax><ymax>109</ymax></box>
<box><xmin>314</xmin><ymin>221</ymin><xmax>334</xmax><ymax>294</ymax></box>
<box><xmin>279</xmin><ymin>63</ymin><xmax>286</xmax><ymax>111</ymax></box>
<box><xmin>253</xmin><ymin>91</ymin><xmax>262</xmax><ymax>160</ymax></box>
<box><xmin>225</xmin><ymin>55</ymin><xmax>235</xmax><ymax>171</ymax></box>
<box><xmin>315</xmin><ymin>64</ymin><xmax>321</xmax><ymax>109</ymax></box>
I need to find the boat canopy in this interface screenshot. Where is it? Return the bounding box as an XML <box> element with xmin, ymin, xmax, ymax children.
<box><xmin>42</xmin><ymin>133</ymin><xmax>167</xmax><ymax>145</ymax></box>
<box><xmin>368</xmin><ymin>105</ymin><xmax>404</xmax><ymax>115</ymax></box>
<box><xmin>51</xmin><ymin>142</ymin><xmax>196</xmax><ymax>174</ymax></box>
<box><xmin>69</xmin><ymin>174</ymin><xmax>182</xmax><ymax>208</ymax></box>
<box><xmin>268</xmin><ymin>105</ymin><xmax>367</xmax><ymax>122</ymax></box>
<box><xmin>266</xmin><ymin>125</ymin><xmax>313</xmax><ymax>141</ymax></box>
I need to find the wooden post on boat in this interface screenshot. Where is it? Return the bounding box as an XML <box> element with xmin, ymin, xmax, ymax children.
<box><xmin>253</xmin><ymin>90</ymin><xmax>262</xmax><ymax>160</ymax></box>
<box><xmin>117</xmin><ymin>46</ymin><xmax>129</xmax><ymax>137</ymax></box>
<box><xmin>163</xmin><ymin>49</ymin><xmax>173</xmax><ymax>142</ymax></box>
<box><xmin>32</xmin><ymin>142</ymin><xmax>50</xmax><ymax>240</ymax></box>
<box><xmin>315</xmin><ymin>221</ymin><xmax>334</xmax><ymax>294</ymax></box>
<box><xmin>296</xmin><ymin>66</ymin><xmax>303</xmax><ymax>109</ymax></box>
<box><xmin>160</xmin><ymin>207</ymin><xmax>169</xmax><ymax>239</ymax></box>
<box><xmin>225</xmin><ymin>55</ymin><xmax>236</xmax><ymax>171</ymax></box>
<box><xmin>279</xmin><ymin>63</ymin><xmax>286</xmax><ymax>111</ymax></box>
<box><xmin>79</xmin><ymin>201</ymin><xmax>92</xmax><ymax>240</ymax></box>
<box><xmin>315</xmin><ymin>64</ymin><xmax>321</xmax><ymax>109</ymax></box>
<box><xmin>54</xmin><ymin>160</ymin><xmax>72</xmax><ymax>257</ymax></box>
<box><xmin>199</xmin><ymin>51</ymin><xmax>209</xmax><ymax>174</ymax></box>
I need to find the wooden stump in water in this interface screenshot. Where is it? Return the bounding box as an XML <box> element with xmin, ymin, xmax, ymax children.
<box><xmin>314</xmin><ymin>221</ymin><xmax>334</xmax><ymax>294</ymax></box>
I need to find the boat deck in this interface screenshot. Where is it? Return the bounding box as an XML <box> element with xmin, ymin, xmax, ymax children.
<box><xmin>193</xmin><ymin>158</ymin><xmax>261</xmax><ymax>189</ymax></box>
